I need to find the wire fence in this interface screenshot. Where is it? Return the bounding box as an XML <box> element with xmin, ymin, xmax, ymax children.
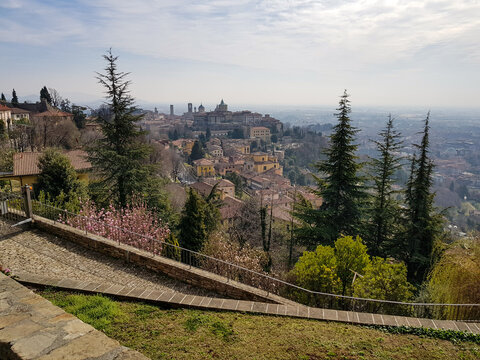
<box><xmin>1</xmin><ymin>190</ymin><xmax>479</xmax><ymax>321</ymax></box>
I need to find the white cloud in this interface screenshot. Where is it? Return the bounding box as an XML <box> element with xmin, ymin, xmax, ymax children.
<box><xmin>1</xmin><ymin>0</ymin><xmax>480</xmax><ymax>105</ymax></box>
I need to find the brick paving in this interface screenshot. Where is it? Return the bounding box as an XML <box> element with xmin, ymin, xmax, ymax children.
<box><xmin>17</xmin><ymin>273</ymin><xmax>480</xmax><ymax>335</ymax></box>
<box><xmin>0</xmin><ymin>218</ymin><xmax>219</xmax><ymax>297</ymax></box>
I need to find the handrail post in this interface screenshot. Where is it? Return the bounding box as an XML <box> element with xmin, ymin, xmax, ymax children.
<box><xmin>22</xmin><ymin>185</ymin><xmax>33</xmax><ymax>219</ymax></box>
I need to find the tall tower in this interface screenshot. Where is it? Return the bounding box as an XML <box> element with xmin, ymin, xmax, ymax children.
<box><xmin>216</xmin><ymin>99</ymin><xmax>228</xmax><ymax>112</ymax></box>
<box><xmin>188</xmin><ymin>103</ymin><xmax>193</xmax><ymax>113</ymax></box>
<box><xmin>170</xmin><ymin>105</ymin><xmax>174</xmax><ymax>117</ymax></box>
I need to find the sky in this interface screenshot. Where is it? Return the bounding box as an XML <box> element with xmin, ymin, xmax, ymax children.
<box><xmin>1</xmin><ymin>0</ymin><xmax>480</xmax><ymax>109</ymax></box>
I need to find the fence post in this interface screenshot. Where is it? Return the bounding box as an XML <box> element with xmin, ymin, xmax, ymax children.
<box><xmin>23</xmin><ymin>185</ymin><xmax>33</xmax><ymax>219</ymax></box>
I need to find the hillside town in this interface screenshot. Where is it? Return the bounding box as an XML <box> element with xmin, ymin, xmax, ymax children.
<box><xmin>1</xmin><ymin>97</ymin><xmax>323</xmax><ymax>233</ymax></box>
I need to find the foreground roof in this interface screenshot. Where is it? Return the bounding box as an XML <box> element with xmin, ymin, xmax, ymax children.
<box><xmin>13</xmin><ymin>150</ymin><xmax>91</xmax><ymax>176</ymax></box>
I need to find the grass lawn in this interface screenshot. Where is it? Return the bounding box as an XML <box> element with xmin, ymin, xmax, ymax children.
<box><xmin>39</xmin><ymin>290</ymin><xmax>480</xmax><ymax>360</ymax></box>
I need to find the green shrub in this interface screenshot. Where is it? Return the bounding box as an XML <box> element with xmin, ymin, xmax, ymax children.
<box><xmin>353</xmin><ymin>257</ymin><xmax>415</xmax><ymax>301</ymax></box>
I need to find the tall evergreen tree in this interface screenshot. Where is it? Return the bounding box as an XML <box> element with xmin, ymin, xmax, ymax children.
<box><xmin>11</xmin><ymin>89</ymin><xmax>18</xmax><ymax>105</ymax></box>
<box><xmin>402</xmin><ymin>113</ymin><xmax>441</xmax><ymax>283</ymax></box>
<box><xmin>40</xmin><ymin>86</ymin><xmax>52</xmax><ymax>104</ymax></box>
<box><xmin>294</xmin><ymin>90</ymin><xmax>366</xmax><ymax>246</ymax></box>
<box><xmin>72</xmin><ymin>105</ymin><xmax>87</xmax><ymax>129</ymax></box>
<box><xmin>178</xmin><ymin>188</ymin><xmax>208</xmax><ymax>252</ymax></box>
<box><xmin>0</xmin><ymin>93</ymin><xmax>6</xmax><ymax>102</ymax></box>
<box><xmin>190</xmin><ymin>140</ymin><xmax>204</xmax><ymax>161</ymax></box>
<box><xmin>88</xmin><ymin>50</ymin><xmax>152</xmax><ymax>208</ymax></box>
<box><xmin>367</xmin><ymin>115</ymin><xmax>403</xmax><ymax>257</ymax></box>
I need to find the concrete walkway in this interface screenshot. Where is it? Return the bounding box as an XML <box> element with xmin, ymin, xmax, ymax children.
<box><xmin>17</xmin><ymin>273</ymin><xmax>480</xmax><ymax>335</ymax></box>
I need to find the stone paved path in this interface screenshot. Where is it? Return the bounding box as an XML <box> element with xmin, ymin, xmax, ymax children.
<box><xmin>0</xmin><ymin>273</ymin><xmax>148</xmax><ymax>359</ymax></box>
<box><xmin>0</xmin><ymin>219</ymin><xmax>219</xmax><ymax>297</ymax></box>
<box><xmin>17</xmin><ymin>273</ymin><xmax>480</xmax><ymax>335</ymax></box>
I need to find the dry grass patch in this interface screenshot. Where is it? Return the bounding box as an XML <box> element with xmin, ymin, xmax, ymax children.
<box><xmin>40</xmin><ymin>290</ymin><xmax>480</xmax><ymax>360</ymax></box>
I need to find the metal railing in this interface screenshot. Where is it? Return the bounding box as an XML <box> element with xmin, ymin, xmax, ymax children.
<box><xmin>1</xmin><ymin>189</ymin><xmax>479</xmax><ymax>321</ymax></box>
<box><xmin>0</xmin><ymin>191</ymin><xmax>26</xmax><ymax>221</ymax></box>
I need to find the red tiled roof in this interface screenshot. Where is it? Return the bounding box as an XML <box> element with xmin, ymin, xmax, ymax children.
<box><xmin>0</xmin><ymin>104</ymin><xmax>11</xmax><ymax>111</ymax></box>
<box><xmin>10</xmin><ymin>107</ymin><xmax>30</xmax><ymax>114</ymax></box>
<box><xmin>13</xmin><ymin>150</ymin><xmax>91</xmax><ymax>176</ymax></box>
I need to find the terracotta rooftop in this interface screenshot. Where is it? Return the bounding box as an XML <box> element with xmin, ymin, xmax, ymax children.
<box><xmin>10</xmin><ymin>107</ymin><xmax>30</xmax><ymax>114</ymax></box>
<box><xmin>193</xmin><ymin>158</ymin><xmax>214</xmax><ymax>166</ymax></box>
<box><xmin>0</xmin><ymin>104</ymin><xmax>10</xmax><ymax>111</ymax></box>
<box><xmin>13</xmin><ymin>150</ymin><xmax>91</xmax><ymax>176</ymax></box>
<box><xmin>190</xmin><ymin>182</ymin><xmax>214</xmax><ymax>197</ymax></box>
<box><xmin>205</xmin><ymin>178</ymin><xmax>235</xmax><ymax>188</ymax></box>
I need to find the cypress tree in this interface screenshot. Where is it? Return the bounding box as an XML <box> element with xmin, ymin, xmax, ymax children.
<box><xmin>403</xmin><ymin>113</ymin><xmax>442</xmax><ymax>283</ymax></box>
<box><xmin>0</xmin><ymin>93</ymin><xmax>6</xmax><ymax>102</ymax></box>
<box><xmin>88</xmin><ymin>50</ymin><xmax>153</xmax><ymax>208</ymax></box>
<box><xmin>178</xmin><ymin>188</ymin><xmax>208</xmax><ymax>252</ymax></box>
<box><xmin>367</xmin><ymin>115</ymin><xmax>403</xmax><ymax>257</ymax></box>
<box><xmin>294</xmin><ymin>90</ymin><xmax>366</xmax><ymax>246</ymax></box>
<box><xmin>11</xmin><ymin>89</ymin><xmax>18</xmax><ymax>105</ymax></box>
<box><xmin>40</xmin><ymin>86</ymin><xmax>52</xmax><ymax>104</ymax></box>
<box><xmin>190</xmin><ymin>140</ymin><xmax>204</xmax><ymax>161</ymax></box>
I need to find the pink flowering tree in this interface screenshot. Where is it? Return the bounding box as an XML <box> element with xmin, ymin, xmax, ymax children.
<box><xmin>63</xmin><ymin>199</ymin><xmax>170</xmax><ymax>255</ymax></box>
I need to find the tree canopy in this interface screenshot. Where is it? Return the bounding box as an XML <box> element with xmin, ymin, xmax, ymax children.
<box><xmin>366</xmin><ymin>115</ymin><xmax>403</xmax><ymax>257</ymax></box>
<box><xmin>353</xmin><ymin>257</ymin><xmax>414</xmax><ymax>301</ymax></box>
<box><xmin>294</xmin><ymin>90</ymin><xmax>366</xmax><ymax>247</ymax></box>
<box><xmin>190</xmin><ymin>141</ymin><xmax>204</xmax><ymax>161</ymax></box>
<box><xmin>40</xmin><ymin>86</ymin><xmax>52</xmax><ymax>104</ymax></box>
<box><xmin>87</xmin><ymin>50</ymin><xmax>153</xmax><ymax>208</ymax></box>
<box><xmin>402</xmin><ymin>113</ymin><xmax>442</xmax><ymax>283</ymax></box>
<box><xmin>36</xmin><ymin>148</ymin><xmax>86</xmax><ymax>206</ymax></box>
<box><xmin>178</xmin><ymin>188</ymin><xmax>208</xmax><ymax>252</ymax></box>
<box><xmin>11</xmin><ymin>89</ymin><xmax>18</xmax><ymax>105</ymax></box>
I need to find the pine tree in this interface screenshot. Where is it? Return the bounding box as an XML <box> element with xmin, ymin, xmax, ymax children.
<box><xmin>40</xmin><ymin>86</ymin><xmax>52</xmax><ymax>104</ymax></box>
<box><xmin>403</xmin><ymin>113</ymin><xmax>442</xmax><ymax>283</ymax></box>
<box><xmin>367</xmin><ymin>115</ymin><xmax>403</xmax><ymax>257</ymax></box>
<box><xmin>87</xmin><ymin>50</ymin><xmax>153</xmax><ymax>208</ymax></box>
<box><xmin>294</xmin><ymin>90</ymin><xmax>366</xmax><ymax>246</ymax></box>
<box><xmin>178</xmin><ymin>188</ymin><xmax>208</xmax><ymax>252</ymax></box>
<box><xmin>0</xmin><ymin>93</ymin><xmax>6</xmax><ymax>102</ymax></box>
<box><xmin>11</xmin><ymin>89</ymin><xmax>19</xmax><ymax>105</ymax></box>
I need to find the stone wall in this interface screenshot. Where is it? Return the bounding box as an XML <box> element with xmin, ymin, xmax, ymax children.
<box><xmin>0</xmin><ymin>272</ymin><xmax>147</xmax><ymax>360</ymax></box>
<box><xmin>33</xmin><ymin>216</ymin><xmax>281</xmax><ymax>304</ymax></box>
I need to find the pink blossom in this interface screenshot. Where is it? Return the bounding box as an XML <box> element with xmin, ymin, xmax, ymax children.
<box><xmin>62</xmin><ymin>199</ymin><xmax>170</xmax><ymax>256</ymax></box>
